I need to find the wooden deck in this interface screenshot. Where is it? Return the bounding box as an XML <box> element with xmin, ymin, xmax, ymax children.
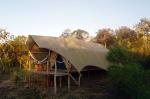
<box><xmin>28</xmin><ymin>69</ymin><xmax>68</xmax><ymax>76</ymax></box>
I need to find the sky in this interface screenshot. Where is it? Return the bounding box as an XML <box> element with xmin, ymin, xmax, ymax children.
<box><xmin>0</xmin><ymin>0</ymin><xmax>150</xmax><ymax>37</ymax></box>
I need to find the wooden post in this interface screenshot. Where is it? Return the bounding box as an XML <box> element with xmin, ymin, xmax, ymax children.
<box><xmin>29</xmin><ymin>56</ymin><xmax>31</xmax><ymax>71</ymax></box>
<box><xmin>88</xmin><ymin>71</ymin><xmax>90</xmax><ymax>80</ymax></box>
<box><xmin>70</xmin><ymin>74</ymin><xmax>78</xmax><ymax>85</ymax></box>
<box><xmin>19</xmin><ymin>60</ymin><xmax>22</xmax><ymax>69</ymax></box>
<box><xmin>54</xmin><ymin>61</ymin><xmax>57</xmax><ymax>94</ymax></box>
<box><xmin>46</xmin><ymin>75</ymin><xmax>49</xmax><ymax>91</ymax></box>
<box><xmin>29</xmin><ymin>56</ymin><xmax>31</xmax><ymax>87</ymax></box>
<box><xmin>59</xmin><ymin>76</ymin><xmax>62</xmax><ymax>88</ymax></box>
<box><xmin>47</xmin><ymin>50</ymin><xmax>50</xmax><ymax>72</ymax></box>
<box><xmin>78</xmin><ymin>73</ymin><xmax>81</xmax><ymax>87</ymax></box>
<box><xmin>63</xmin><ymin>58</ymin><xmax>71</xmax><ymax>91</ymax></box>
<box><xmin>68</xmin><ymin>73</ymin><xmax>70</xmax><ymax>90</ymax></box>
<box><xmin>46</xmin><ymin>50</ymin><xmax>50</xmax><ymax>90</ymax></box>
<box><xmin>47</xmin><ymin>61</ymin><xmax>49</xmax><ymax>73</ymax></box>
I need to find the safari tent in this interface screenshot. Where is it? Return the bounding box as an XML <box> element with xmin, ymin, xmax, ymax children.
<box><xmin>26</xmin><ymin>35</ymin><xmax>110</xmax><ymax>93</ymax></box>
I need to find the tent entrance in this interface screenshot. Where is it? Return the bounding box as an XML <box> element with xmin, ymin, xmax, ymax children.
<box><xmin>53</xmin><ymin>54</ymin><xmax>66</xmax><ymax>70</ymax></box>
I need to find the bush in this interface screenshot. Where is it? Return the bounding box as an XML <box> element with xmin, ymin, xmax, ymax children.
<box><xmin>107</xmin><ymin>46</ymin><xmax>133</xmax><ymax>65</ymax></box>
<box><xmin>108</xmin><ymin>63</ymin><xmax>150</xmax><ymax>99</ymax></box>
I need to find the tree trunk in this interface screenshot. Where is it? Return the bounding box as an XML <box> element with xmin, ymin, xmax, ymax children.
<box><xmin>104</xmin><ymin>42</ymin><xmax>107</xmax><ymax>48</ymax></box>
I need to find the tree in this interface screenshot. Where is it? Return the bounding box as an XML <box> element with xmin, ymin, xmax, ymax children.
<box><xmin>60</xmin><ymin>29</ymin><xmax>90</xmax><ymax>41</ymax></box>
<box><xmin>0</xmin><ymin>29</ymin><xmax>9</xmax><ymax>43</ymax></box>
<box><xmin>135</xmin><ymin>18</ymin><xmax>150</xmax><ymax>55</ymax></box>
<box><xmin>0</xmin><ymin>31</ymin><xmax>29</xmax><ymax>73</ymax></box>
<box><xmin>60</xmin><ymin>29</ymin><xmax>72</xmax><ymax>38</ymax></box>
<box><xmin>0</xmin><ymin>29</ymin><xmax>13</xmax><ymax>71</ymax></box>
<box><xmin>135</xmin><ymin>18</ymin><xmax>150</xmax><ymax>36</ymax></box>
<box><xmin>96</xmin><ymin>28</ymin><xmax>115</xmax><ymax>48</ymax></box>
<box><xmin>71</xmin><ymin>29</ymin><xmax>89</xmax><ymax>40</ymax></box>
<box><xmin>116</xmin><ymin>26</ymin><xmax>137</xmax><ymax>40</ymax></box>
<box><xmin>115</xmin><ymin>26</ymin><xmax>137</xmax><ymax>49</ymax></box>
<box><xmin>9</xmin><ymin>36</ymin><xmax>28</xmax><ymax>69</ymax></box>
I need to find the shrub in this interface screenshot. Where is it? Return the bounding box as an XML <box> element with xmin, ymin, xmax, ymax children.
<box><xmin>107</xmin><ymin>46</ymin><xmax>133</xmax><ymax>65</ymax></box>
<box><xmin>108</xmin><ymin>63</ymin><xmax>150</xmax><ymax>99</ymax></box>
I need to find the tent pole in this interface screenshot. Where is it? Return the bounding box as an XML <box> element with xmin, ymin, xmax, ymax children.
<box><xmin>54</xmin><ymin>61</ymin><xmax>57</xmax><ymax>94</ymax></box>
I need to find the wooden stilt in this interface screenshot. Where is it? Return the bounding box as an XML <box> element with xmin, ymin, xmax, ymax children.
<box><xmin>28</xmin><ymin>71</ymin><xmax>31</xmax><ymax>87</ymax></box>
<box><xmin>68</xmin><ymin>73</ymin><xmax>70</xmax><ymax>90</ymax></box>
<box><xmin>46</xmin><ymin>75</ymin><xmax>49</xmax><ymax>88</ymax></box>
<box><xmin>59</xmin><ymin>76</ymin><xmax>62</xmax><ymax>88</ymax></box>
<box><xmin>47</xmin><ymin>50</ymin><xmax>50</xmax><ymax>90</ymax></box>
<box><xmin>78</xmin><ymin>73</ymin><xmax>81</xmax><ymax>87</ymax></box>
<box><xmin>47</xmin><ymin>50</ymin><xmax>50</xmax><ymax>72</ymax></box>
<box><xmin>29</xmin><ymin>56</ymin><xmax>31</xmax><ymax>87</ymax></box>
<box><xmin>63</xmin><ymin>58</ymin><xmax>71</xmax><ymax>91</ymax></box>
<box><xmin>70</xmin><ymin>74</ymin><xmax>78</xmax><ymax>85</ymax></box>
<box><xmin>88</xmin><ymin>71</ymin><xmax>90</xmax><ymax>80</ymax></box>
<box><xmin>45</xmin><ymin>75</ymin><xmax>48</xmax><ymax>92</ymax></box>
<box><xmin>54</xmin><ymin>61</ymin><xmax>57</xmax><ymax>94</ymax></box>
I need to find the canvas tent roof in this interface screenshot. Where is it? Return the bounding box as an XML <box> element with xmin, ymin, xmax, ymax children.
<box><xmin>26</xmin><ymin>35</ymin><xmax>110</xmax><ymax>72</ymax></box>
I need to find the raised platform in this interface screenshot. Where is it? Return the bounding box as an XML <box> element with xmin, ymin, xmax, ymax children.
<box><xmin>27</xmin><ymin>69</ymin><xmax>68</xmax><ymax>76</ymax></box>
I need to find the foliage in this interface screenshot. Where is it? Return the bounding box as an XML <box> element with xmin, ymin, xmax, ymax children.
<box><xmin>115</xmin><ymin>26</ymin><xmax>137</xmax><ymax>50</ymax></box>
<box><xmin>0</xmin><ymin>32</ymin><xmax>28</xmax><ymax>90</ymax></box>
<box><xmin>135</xmin><ymin>54</ymin><xmax>150</xmax><ymax>69</ymax></box>
<box><xmin>60</xmin><ymin>29</ymin><xmax>72</xmax><ymax>38</ymax></box>
<box><xmin>0</xmin><ymin>29</ymin><xmax>13</xmax><ymax>43</ymax></box>
<box><xmin>107</xmin><ymin>46</ymin><xmax>132</xmax><ymax>65</ymax></box>
<box><xmin>134</xmin><ymin>18</ymin><xmax>150</xmax><ymax>55</ymax></box>
<box><xmin>11</xmin><ymin>68</ymin><xmax>26</xmax><ymax>82</ymax></box>
<box><xmin>9</xmin><ymin>36</ymin><xmax>29</xmax><ymax>68</ymax></box>
<box><xmin>107</xmin><ymin>44</ymin><xmax>150</xmax><ymax>99</ymax></box>
<box><xmin>116</xmin><ymin>26</ymin><xmax>137</xmax><ymax>41</ymax></box>
<box><xmin>0</xmin><ymin>29</ymin><xmax>28</xmax><ymax>74</ymax></box>
<box><xmin>60</xmin><ymin>29</ymin><xmax>90</xmax><ymax>41</ymax></box>
<box><xmin>108</xmin><ymin>64</ymin><xmax>150</xmax><ymax>99</ymax></box>
<box><xmin>135</xmin><ymin>18</ymin><xmax>150</xmax><ymax>35</ymax></box>
<box><xmin>96</xmin><ymin>28</ymin><xmax>115</xmax><ymax>48</ymax></box>
<box><xmin>71</xmin><ymin>29</ymin><xmax>89</xmax><ymax>40</ymax></box>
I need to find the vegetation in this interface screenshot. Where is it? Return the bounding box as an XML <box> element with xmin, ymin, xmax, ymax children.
<box><xmin>107</xmin><ymin>46</ymin><xmax>131</xmax><ymax>65</ymax></box>
<box><xmin>60</xmin><ymin>29</ymin><xmax>90</xmax><ymax>40</ymax></box>
<box><xmin>96</xmin><ymin>28</ymin><xmax>115</xmax><ymax>48</ymax></box>
<box><xmin>107</xmin><ymin>46</ymin><xmax>150</xmax><ymax>99</ymax></box>
<box><xmin>0</xmin><ymin>29</ymin><xmax>28</xmax><ymax>83</ymax></box>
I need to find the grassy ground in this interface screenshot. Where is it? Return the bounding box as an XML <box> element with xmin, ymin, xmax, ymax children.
<box><xmin>0</xmin><ymin>79</ymin><xmax>109</xmax><ymax>99</ymax></box>
<box><xmin>0</xmin><ymin>71</ymin><xmax>128</xmax><ymax>99</ymax></box>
